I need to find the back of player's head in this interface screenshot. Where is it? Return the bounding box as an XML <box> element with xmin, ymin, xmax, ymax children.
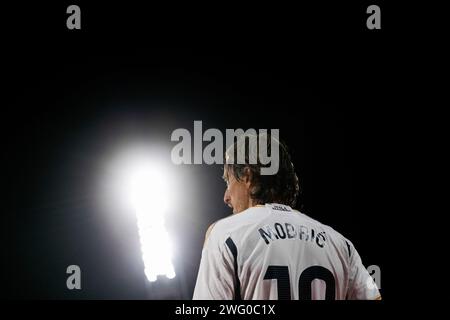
<box><xmin>224</xmin><ymin>132</ymin><xmax>300</xmax><ymax>207</ymax></box>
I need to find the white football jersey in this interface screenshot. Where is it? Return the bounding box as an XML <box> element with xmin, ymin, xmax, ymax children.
<box><xmin>193</xmin><ymin>203</ymin><xmax>380</xmax><ymax>300</ymax></box>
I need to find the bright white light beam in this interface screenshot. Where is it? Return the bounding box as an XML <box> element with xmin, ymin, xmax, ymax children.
<box><xmin>127</xmin><ymin>164</ymin><xmax>176</xmax><ymax>282</ymax></box>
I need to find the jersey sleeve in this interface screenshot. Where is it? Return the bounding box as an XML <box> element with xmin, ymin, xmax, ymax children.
<box><xmin>192</xmin><ymin>224</ymin><xmax>236</xmax><ymax>300</ymax></box>
<box><xmin>346</xmin><ymin>242</ymin><xmax>381</xmax><ymax>300</ymax></box>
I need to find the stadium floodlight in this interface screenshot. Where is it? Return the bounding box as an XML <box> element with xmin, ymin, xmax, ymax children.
<box><xmin>125</xmin><ymin>161</ymin><xmax>176</xmax><ymax>282</ymax></box>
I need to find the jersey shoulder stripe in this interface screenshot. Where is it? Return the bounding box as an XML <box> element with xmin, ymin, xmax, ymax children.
<box><xmin>225</xmin><ymin>237</ymin><xmax>241</xmax><ymax>300</ymax></box>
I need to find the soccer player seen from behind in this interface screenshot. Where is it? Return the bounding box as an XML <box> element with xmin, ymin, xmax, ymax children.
<box><xmin>193</xmin><ymin>133</ymin><xmax>381</xmax><ymax>300</ymax></box>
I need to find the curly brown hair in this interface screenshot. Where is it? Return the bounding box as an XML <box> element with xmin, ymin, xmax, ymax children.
<box><xmin>223</xmin><ymin>133</ymin><xmax>300</xmax><ymax>208</ymax></box>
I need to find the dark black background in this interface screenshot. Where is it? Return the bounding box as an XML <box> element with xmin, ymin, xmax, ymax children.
<box><xmin>2</xmin><ymin>1</ymin><xmax>428</xmax><ymax>305</ymax></box>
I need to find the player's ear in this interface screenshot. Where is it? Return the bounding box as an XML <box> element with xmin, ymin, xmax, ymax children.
<box><xmin>243</xmin><ymin>167</ymin><xmax>252</xmax><ymax>188</ymax></box>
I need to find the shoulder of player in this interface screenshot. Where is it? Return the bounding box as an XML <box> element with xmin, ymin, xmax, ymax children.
<box><xmin>202</xmin><ymin>222</ymin><xmax>214</xmax><ymax>246</ymax></box>
<box><xmin>204</xmin><ymin>211</ymin><xmax>255</xmax><ymax>245</ymax></box>
<box><xmin>206</xmin><ymin>214</ymin><xmax>238</xmax><ymax>237</ymax></box>
<box><xmin>203</xmin><ymin>215</ymin><xmax>235</xmax><ymax>246</ymax></box>
<box><xmin>320</xmin><ymin>223</ymin><xmax>356</xmax><ymax>258</ymax></box>
<box><xmin>297</xmin><ymin>211</ymin><xmax>352</xmax><ymax>248</ymax></box>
